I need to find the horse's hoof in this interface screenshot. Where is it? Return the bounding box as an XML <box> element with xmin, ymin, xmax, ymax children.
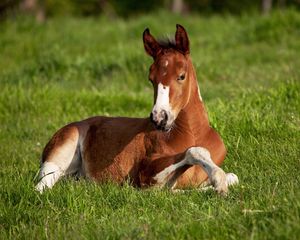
<box><xmin>211</xmin><ymin>168</ymin><xmax>228</xmax><ymax>196</ymax></box>
<box><xmin>226</xmin><ymin>173</ymin><xmax>239</xmax><ymax>186</ymax></box>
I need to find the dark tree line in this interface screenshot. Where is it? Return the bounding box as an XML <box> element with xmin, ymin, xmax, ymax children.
<box><xmin>0</xmin><ymin>0</ymin><xmax>299</xmax><ymax>21</ymax></box>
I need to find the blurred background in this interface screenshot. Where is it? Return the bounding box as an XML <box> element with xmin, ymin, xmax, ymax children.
<box><xmin>0</xmin><ymin>4</ymin><xmax>299</xmax><ymax>238</ymax></box>
<box><xmin>1</xmin><ymin>0</ymin><xmax>300</xmax><ymax>21</ymax></box>
<box><xmin>1</xmin><ymin>0</ymin><xmax>299</xmax><ymax>98</ymax></box>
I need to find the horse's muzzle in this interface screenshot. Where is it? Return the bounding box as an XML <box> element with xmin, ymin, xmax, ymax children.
<box><xmin>150</xmin><ymin>110</ymin><xmax>169</xmax><ymax>131</ymax></box>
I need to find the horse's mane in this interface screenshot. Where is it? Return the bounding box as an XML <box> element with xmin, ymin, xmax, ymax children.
<box><xmin>157</xmin><ymin>37</ymin><xmax>177</xmax><ymax>50</ymax></box>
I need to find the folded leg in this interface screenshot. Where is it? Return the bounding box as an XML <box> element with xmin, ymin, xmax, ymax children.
<box><xmin>140</xmin><ymin>146</ymin><xmax>238</xmax><ymax>195</ymax></box>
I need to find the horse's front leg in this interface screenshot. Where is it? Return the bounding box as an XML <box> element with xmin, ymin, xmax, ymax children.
<box><xmin>140</xmin><ymin>147</ymin><xmax>236</xmax><ymax>195</ymax></box>
<box><xmin>184</xmin><ymin>147</ymin><xmax>232</xmax><ymax>195</ymax></box>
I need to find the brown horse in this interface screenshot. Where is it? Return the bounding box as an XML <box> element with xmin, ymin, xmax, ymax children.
<box><xmin>35</xmin><ymin>24</ymin><xmax>238</xmax><ymax>195</ymax></box>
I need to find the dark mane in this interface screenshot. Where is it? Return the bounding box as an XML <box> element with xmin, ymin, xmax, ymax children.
<box><xmin>158</xmin><ymin>37</ymin><xmax>177</xmax><ymax>50</ymax></box>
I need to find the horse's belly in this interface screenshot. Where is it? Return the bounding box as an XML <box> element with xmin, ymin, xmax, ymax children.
<box><xmin>81</xmin><ymin>117</ymin><xmax>147</xmax><ymax>183</ymax></box>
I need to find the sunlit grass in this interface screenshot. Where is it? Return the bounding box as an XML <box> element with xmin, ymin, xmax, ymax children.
<box><xmin>0</xmin><ymin>9</ymin><xmax>299</xmax><ymax>239</ymax></box>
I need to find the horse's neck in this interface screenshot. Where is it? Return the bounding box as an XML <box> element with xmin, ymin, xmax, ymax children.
<box><xmin>175</xmin><ymin>87</ymin><xmax>209</xmax><ymax>136</ymax></box>
<box><xmin>167</xmin><ymin>60</ymin><xmax>210</xmax><ymax>149</ymax></box>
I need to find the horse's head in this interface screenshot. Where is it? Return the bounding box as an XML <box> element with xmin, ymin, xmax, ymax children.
<box><xmin>143</xmin><ymin>24</ymin><xmax>192</xmax><ymax>131</ymax></box>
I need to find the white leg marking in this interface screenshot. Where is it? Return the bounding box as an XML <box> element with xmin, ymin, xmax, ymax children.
<box><xmin>186</xmin><ymin>147</ymin><xmax>228</xmax><ymax>195</ymax></box>
<box><xmin>152</xmin><ymin>147</ymin><xmax>238</xmax><ymax>195</ymax></box>
<box><xmin>153</xmin><ymin>160</ymin><xmax>186</xmax><ymax>186</ymax></box>
<box><xmin>35</xmin><ymin>162</ymin><xmax>64</xmax><ymax>193</ymax></box>
<box><xmin>226</xmin><ymin>173</ymin><xmax>239</xmax><ymax>186</ymax></box>
<box><xmin>199</xmin><ymin>172</ymin><xmax>239</xmax><ymax>189</ymax></box>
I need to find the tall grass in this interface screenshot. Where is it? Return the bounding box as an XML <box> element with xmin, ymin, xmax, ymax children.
<box><xmin>0</xmin><ymin>9</ymin><xmax>299</xmax><ymax>239</ymax></box>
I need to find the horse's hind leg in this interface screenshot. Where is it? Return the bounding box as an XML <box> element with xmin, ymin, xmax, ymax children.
<box><xmin>35</xmin><ymin>124</ymin><xmax>81</xmax><ymax>193</ymax></box>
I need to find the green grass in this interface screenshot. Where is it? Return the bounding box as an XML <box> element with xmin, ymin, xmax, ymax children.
<box><xmin>1</xmin><ymin>9</ymin><xmax>300</xmax><ymax>239</ymax></box>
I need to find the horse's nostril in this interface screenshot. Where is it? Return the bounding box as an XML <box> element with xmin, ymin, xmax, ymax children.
<box><xmin>160</xmin><ymin>119</ymin><xmax>167</xmax><ymax>128</ymax></box>
<box><xmin>159</xmin><ymin>110</ymin><xmax>168</xmax><ymax>128</ymax></box>
<box><xmin>161</xmin><ymin>110</ymin><xmax>168</xmax><ymax>121</ymax></box>
<box><xmin>150</xmin><ymin>110</ymin><xmax>169</xmax><ymax>130</ymax></box>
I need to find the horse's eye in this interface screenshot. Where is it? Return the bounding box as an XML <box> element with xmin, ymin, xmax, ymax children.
<box><xmin>177</xmin><ymin>73</ymin><xmax>185</xmax><ymax>81</ymax></box>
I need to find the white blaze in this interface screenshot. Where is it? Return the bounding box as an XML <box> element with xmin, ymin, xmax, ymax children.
<box><xmin>153</xmin><ymin>83</ymin><xmax>170</xmax><ymax>112</ymax></box>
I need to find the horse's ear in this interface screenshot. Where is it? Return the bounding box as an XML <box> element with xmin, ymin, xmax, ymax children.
<box><xmin>175</xmin><ymin>24</ymin><xmax>190</xmax><ymax>54</ymax></box>
<box><xmin>143</xmin><ymin>28</ymin><xmax>161</xmax><ymax>58</ymax></box>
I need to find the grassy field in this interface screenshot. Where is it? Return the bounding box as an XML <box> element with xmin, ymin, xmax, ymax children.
<box><xmin>0</xmin><ymin>9</ymin><xmax>300</xmax><ymax>239</ymax></box>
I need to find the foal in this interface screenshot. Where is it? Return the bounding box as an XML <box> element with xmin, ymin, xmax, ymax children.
<box><xmin>36</xmin><ymin>25</ymin><xmax>238</xmax><ymax>195</ymax></box>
